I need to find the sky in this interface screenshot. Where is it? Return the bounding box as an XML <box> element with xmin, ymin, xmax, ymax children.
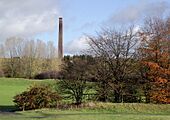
<box><xmin>0</xmin><ymin>0</ymin><xmax>170</xmax><ymax>55</ymax></box>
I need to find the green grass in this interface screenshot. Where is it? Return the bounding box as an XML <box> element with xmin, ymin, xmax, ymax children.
<box><xmin>0</xmin><ymin>77</ymin><xmax>55</xmax><ymax>105</ymax></box>
<box><xmin>0</xmin><ymin>107</ymin><xmax>170</xmax><ymax>120</ymax></box>
<box><xmin>0</xmin><ymin>77</ymin><xmax>170</xmax><ymax>120</ymax></box>
<box><xmin>89</xmin><ymin>102</ymin><xmax>170</xmax><ymax>114</ymax></box>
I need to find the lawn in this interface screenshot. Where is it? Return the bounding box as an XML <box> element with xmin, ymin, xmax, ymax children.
<box><xmin>0</xmin><ymin>107</ymin><xmax>170</xmax><ymax>120</ymax></box>
<box><xmin>0</xmin><ymin>78</ymin><xmax>55</xmax><ymax>105</ymax></box>
<box><xmin>0</xmin><ymin>77</ymin><xmax>170</xmax><ymax>120</ymax></box>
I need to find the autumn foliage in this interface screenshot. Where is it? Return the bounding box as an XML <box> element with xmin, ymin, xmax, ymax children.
<box><xmin>13</xmin><ymin>85</ymin><xmax>61</xmax><ymax>110</ymax></box>
<box><xmin>140</xmin><ymin>18</ymin><xmax>170</xmax><ymax>104</ymax></box>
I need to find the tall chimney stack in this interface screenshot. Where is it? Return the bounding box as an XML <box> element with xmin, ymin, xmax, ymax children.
<box><xmin>58</xmin><ymin>17</ymin><xmax>63</xmax><ymax>58</ymax></box>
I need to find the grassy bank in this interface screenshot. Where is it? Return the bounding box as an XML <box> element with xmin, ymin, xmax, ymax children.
<box><xmin>0</xmin><ymin>104</ymin><xmax>170</xmax><ymax>120</ymax></box>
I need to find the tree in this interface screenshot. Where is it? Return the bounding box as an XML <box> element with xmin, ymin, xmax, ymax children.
<box><xmin>1</xmin><ymin>37</ymin><xmax>60</xmax><ymax>78</ymax></box>
<box><xmin>58</xmin><ymin>55</ymin><xmax>93</xmax><ymax>105</ymax></box>
<box><xmin>139</xmin><ymin>17</ymin><xmax>170</xmax><ymax>103</ymax></box>
<box><xmin>3</xmin><ymin>37</ymin><xmax>25</xmax><ymax>77</ymax></box>
<box><xmin>87</xmin><ymin>27</ymin><xmax>139</xmax><ymax>103</ymax></box>
<box><xmin>0</xmin><ymin>44</ymin><xmax>5</xmax><ymax>77</ymax></box>
<box><xmin>22</xmin><ymin>39</ymin><xmax>41</xmax><ymax>78</ymax></box>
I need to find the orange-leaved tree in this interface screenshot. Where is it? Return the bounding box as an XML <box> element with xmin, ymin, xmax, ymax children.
<box><xmin>139</xmin><ymin>17</ymin><xmax>170</xmax><ymax>103</ymax></box>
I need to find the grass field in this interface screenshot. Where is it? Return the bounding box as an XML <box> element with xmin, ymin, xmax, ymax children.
<box><xmin>0</xmin><ymin>77</ymin><xmax>170</xmax><ymax>120</ymax></box>
<box><xmin>0</xmin><ymin>78</ymin><xmax>55</xmax><ymax>105</ymax></box>
<box><xmin>0</xmin><ymin>105</ymin><xmax>170</xmax><ymax>120</ymax></box>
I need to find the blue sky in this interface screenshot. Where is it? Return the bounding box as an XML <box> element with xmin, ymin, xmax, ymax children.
<box><xmin>0</xmin><ymin>0</ymin><xmax>170</xmax><ymax>54</ymax></box>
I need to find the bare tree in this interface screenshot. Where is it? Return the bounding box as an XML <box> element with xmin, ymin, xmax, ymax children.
<box><xmin>0</xmin><ymin>44</ymin><xmax>5</xmax><ymax>58</ymax></box>
<box><xmin>1</xmin><ymin>37</ymin><xmax>59</xmax><ymax>78</ymax></box>
<box><xmin>87</xmin><ymin>26</ymin><xmax>139</xmax><ymax>102</ymax></box>
<box><xmin>3</xmin><ymin>37</ymin><xmax>25</xmax><ymax>77</ymax></box>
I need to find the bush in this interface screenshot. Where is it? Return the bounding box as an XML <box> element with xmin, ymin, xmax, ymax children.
<box><xmin>13</xmin><ymin>85</ymin><xmax>61</xmax><ymax>110</ymax></box>
<box><xmin>34</xmin><ymin>71</ymin><xmax>61</xmax><ymax>79</ymax></box>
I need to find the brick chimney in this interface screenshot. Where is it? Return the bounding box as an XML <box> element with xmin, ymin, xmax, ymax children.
<box><xmin>58</xmin><ymin>17</ymin><xmax>63</xmax><ymax>58</ymax></box>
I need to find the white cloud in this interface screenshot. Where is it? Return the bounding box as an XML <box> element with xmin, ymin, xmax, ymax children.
<box><xmin>64</xmin><ymin>36</ymin><xmax>89</xmax><ymax>55</ymax></box>
<box><xmin>65</xmin><ymin>1</ymin><xmax>170</xmax><ymax>55</ymax></box>
<box><xmin>0</xmin><ymin>0</ymin><xmax>60</xmax><ymax>42</ymax></box>
<box><xmin>108</xmin><ymin>1</ymin><xmax>170</xmax><ymax>24</ymax></box>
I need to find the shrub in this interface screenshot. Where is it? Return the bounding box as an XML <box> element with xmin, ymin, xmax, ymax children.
<box><xmin>13</xmin><ymin>85</ymin><xmax>61</xmax><ymax>110</ymax></box>
<box><xmin>34</xmin><ymin>71</ymin><xmax>61</xmax><ymax>79</ymax></box>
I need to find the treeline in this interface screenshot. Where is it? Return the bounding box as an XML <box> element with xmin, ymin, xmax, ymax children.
<box><xmin>0</xmin><ymin>17</ymin><xmax>170</xmax><ymax>105</ymax></box>
<box><xmin>59</xmin><ymin>17</ymin><xmax>170</xmax><ymax>104</ymax></box>
<box><xmin>0</xmin><ymin>37</ymin><xmax>61</xmax><ymax>78</ymax></box>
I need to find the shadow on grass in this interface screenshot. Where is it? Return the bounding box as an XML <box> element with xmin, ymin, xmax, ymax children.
<box><xmin>0</xmin><ymin>105</ymin><xmax>19</xmax><ymax>112</ymax></box>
